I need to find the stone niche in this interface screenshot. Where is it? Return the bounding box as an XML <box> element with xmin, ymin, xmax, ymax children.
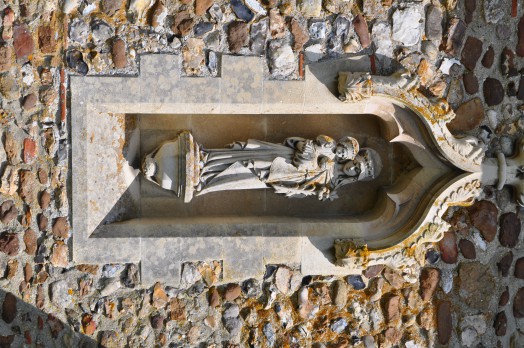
<box><xmin>71</xmin><ymin>54</ymin><xmax>489</xmax><ymax>286</ymax></box>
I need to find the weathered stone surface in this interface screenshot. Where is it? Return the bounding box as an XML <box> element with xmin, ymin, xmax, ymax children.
<box><xmin>209</xmin><ymin>287</ymin><xmax>220</xmax><ymax>307</ymax></box>
<box><xmin>297</xmin><ymin>0</ymin><xmax>321</xmax><ymax>17</ymax></box>
<box><xmin>353</xmin><ymin>14</ymin><xmax>370</xmax><ymax>49</ymax></box>
<box><xmin>0</xmin><ymin>233</ymin><xmax>18</xmax><ymax>256</ymax></box>
<box><xmin>50</xmin><ymin>242</ymin><xmax>68</xmax><ymax>268</ymax></box>
<box><xmin>22</xmin><ymin>93</ymin><xmax>37</xmax><ymax>110</ymax></box>
<box><xmin>445</xmin><ymin>19</ymin><xmax>466</xmax><ymax>55</ymax></box>
<box><xmin>467</xmin><ymin>200</ymin><xmax>498</xmax><ymax>241</ymax></box>
<box><xmin>224</xmin><ymin>283</ymin><xmax>242</xmax><ymax>301</ymax></box>
<box><xmin>332</xmin><ymin>279</ymin><xmax>347</xmax><ymax>309</ymax></box>
<box><xmin>269</xmin><ymin>40</ymin><xmax>294</xmax><ymax>76</ymax></box>
<box><xmin>2</xmin><ymin>292</ymin><xmax>16</xmax><ymax>324</ymax></box>
<box><xmin>228</xmin><ymin>21</ymin><xmax>249</xmax><ymax>53</ymax></box>
<box><xmin>0</xmin><ymin>201</ymin><xmax>17</xmax><ymax>224</ymax></box>
<box><xmin>50</xmin><ymin>280</ymin><xmax>73</xmax><ymax>308</ymax></box>
<box><xmin>0</xmin><ymin>75</ymin><xmax>20</xmax><ymax>100</ymax></box>
<box><xmin>420</xmin><ymin>268</ymin><xmax>439</xmax><ymax>301</ymax></box>
<box><xmin>384</xmin><ymin>295</ymin><xmax>400</xmax><ymax>323</ymax></box>
<box><xmin>448</xmin><ymin>98</ymin><xmax>484</xmax><ymax>132</ymax></box>
<box><xmin>484</xmin><ymin>0</ymin><xmax>505</xmax><ymax>24</ymax></box>
<box><xmin>518</xmin><ymin>15</ymin><xmax>524</xmax><ymax>57</ymax></box>
<box><xmin>195</xmin><ymin>0</ymin><xmax>214</xmax><ymax>16</ymax></box>
<box><xmin>52</xmin><ymin>217</ymin><xmax>69</xmax><ymax>239</ymax></box>
<box><xmin>494</xmin><ymin>311</ymin><xmax>507</xmax><ymax>336</ymax></box>
<box><xmin>172</xmin><ymin>11</ymin><xmax>194</xmax><ymax>37</ymax></box>
<box><xmin>438</xmin><ymin>231</ymin><xmax>458</xmax><ymax>263</ymax></box>
<box><xmin>101</xmin><ymin>0</ymin><xmax>125</xmax><ymax>16</ymax></box>
<box><xmin>0</xmin><ymin>46</ymin><xmax>12</xmax><ymax>72</ymax></box>
<box><xmin>269</xmin><ymin>9</ymin><xmax>285</xmax><ymax>39</ymax></box>
<box><xmin>437</xmin><ymin>301</ymin><xmax>452</xmax><ymax>344</ymax></box>
<box><xmin>458</xmin><ymin>239</ymin><xmax>476</xmax><ymax>259</ymax></box>
<box><xmin>23</xmin><ymin>138</ymin><xmax>36</xmax><ymax>164</ymax></box>
<box><xmin>499</xmin><ymin>213</ymin><xmax>521</xmax><ymax>247</ymax></box>
<box><xmin>483</xmin><ymin>78</ymin><xmax>504</xmax><ymax>107</ymax></box>
<box><xmin>38</xmin><ymin>25</ymin><xmax>56</xmax><ymax>54</ymax></box>
<box><xmin>461</xmin><ymin>36</ymin><xmax>483</xmax><ymax>71</ymax></box>
<box><xmin>363</xmin><ymin>264</ymin><xmax>384</xmax><ymax>279</ymax></box>
<box><xmin>425</xmin><ymin>5</ymin><xmax>443</xmax><ymax>40</ymax></box>
<box><xmin>183</xmin><ymin>38</ymin><xmax>205</xmax><ymax>75</ymax></box>
<box><xmin>481</xmin><ymin>46</ymin><xmax>494</xmax><ymax>68</ymax></box>
<box><xmin>13</xmin><ymin>24</ymin><xmax>34</xmax><ymax>61</ymax></box>
<box><xmin>112</xmin><ymin>39</ymin><xmax>127</xmax><ymax>69</ymax></box>
<box><xmin>290</xmin><ymin>19</ymin><xmax>308</xmax><ymax>51</ymax></box>
<box><xmin>23</xmin><ymin>229</ymin><xmax>37</xmax><ymax>255</ymax></box>
<box><xmin>501</xmin><ymin>47</ymin><xmax>517</xmax><ymax>77</ymax></box>
<box><xmin>392</xmin><ymin>7</ymin><xmax>422</xmax><ymax>46</ymax></box>
<box><xmin>459</xmin><ymin>262</ymin><xmax>495</xmax><ymax>310</ymax></box>
<box><xmin>514</xmin><ymin>287</ymin><xmax>524</xmax><ymax>318</ymax></box>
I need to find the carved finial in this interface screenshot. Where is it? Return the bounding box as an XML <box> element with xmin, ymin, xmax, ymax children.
<box><xmin>334</xmin><ymin>239</ymin><xmax>369</xmax><ymax>267</ymax></box>
<box><xmin>337</xmin><ymin>72</ymin><xmax>372</xmax><ymax>102</ymax></box>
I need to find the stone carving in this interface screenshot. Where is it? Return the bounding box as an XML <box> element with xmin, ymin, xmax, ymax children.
<box><xmin>142</xmin><ymin>132</ymin><xmax>382</xmax><ymax>202</ymax></box>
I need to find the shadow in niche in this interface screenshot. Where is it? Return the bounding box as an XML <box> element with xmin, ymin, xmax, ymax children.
<box><xmin>0</xmin><ymin>290</ymin><xmax>98</xmax><ymax>347</ymax></box>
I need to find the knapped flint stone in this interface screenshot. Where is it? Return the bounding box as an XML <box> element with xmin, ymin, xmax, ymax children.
<box><xmin>461</xmin><ymin>36</ymin><xmax>483</xmax><ymax>71</ymax></box>
<box><xmin>290</xmin><ymin>19</ymin><xmax>309</xmax><ymax>51</ymax></box>
<box><xmin>50</xmin><ymin>241</ymin><xmax>68</xmax><ymax>268</ymax></box>
<box><xmin>347</xmin><ymin>275</ymin><xmax>365</xmax><ymax>290</ymax></box>
<box><xmin>515</xmin><ymin>258</ymin><xmax>524</xmax><ymax>279</ymax></box>
<box><xmin>481</xmin><ymin>46</ymin><xmax>494</xmax><ymax>68</ymax></box>
<box><xmin>437</xmin><ymin>301</ymin><xmax>452</xmax><ymax>344</ymax></box>
<box><xmin>209</xmin><ymin>287</ymin><xmax>220</xmax><ymax>307</ymax></box>
<box><xmin>447</xmin><ymin>97</ymin><xmax>484</xmax><ymax>132</ymax></box>
<box><xmin>353</xmin><ymin>14</ymin><xmax>370</xmax><ymax>49</ymax></box>
<box><xmin>52</xmin><ymin>217</ymin><xmax>69</xmax><ymax>239</ymax></box>
<box><xmin>13</xmin><ymin>24</ymin><xmax>34</xmax><ymax>61</ymax></box>
<box><xmin>227</xmin><ymin>21</ymin><xmax>249</xmax><ymax>53</ymax></box>
<box><xmin>467</xmin><ymin>200</ymin><xmax>498</xmax><ymax>241</ymax></box>
<box><xmin>66</xmin><ymin>50</ymin><xmax>88</xmax><ymax>75</ymax></box>
<box><xmin>494</xmin><ymin>311</ymin><xmax>507</xmax><ymax>336</ymax></box>
<box><xmin>0</xmin><ymin>233</ymin><xmax>18</xmax><ymax>256</ymax></box>
<box><xmin>23</xmin><ymin>229</ymin><xmax>37</xmax><ymax>255</ymax></box>
<box><xmin>445</xmin><ymin>19</ymin><xmax>466</xmax><ymax>55</ymax></box>
<box><xmin>508</xmin><ymin>81</ymin><xmax>517</xmax><ymax>97</ymax></box>
<box><xmin>458</xmin><ymin>262</ymin><xmax>495</xmax><ymax>311</ymax></box>
<box><xmin>101</xmin><ymin>0</ymin><xmax>124</xmax><ymax>16</ymax></box>
<box><xmin>463</xmin><ymin>72</ymin><xmax>479</xmax><ymax>94</ymax></box>
<box><xmin>172</xmin><ymin>11</ymin><xmax>194</xmax><ymax>37</ymax></box>
<box><xmin>363</xmin><ymin>264</ymin><xmax>384</xmax><ymax>278</ymax></box>
<box><xmin>483</xmin><ymin>78</ymin><xmax>504</xmax><ymax>106</ymax></box>
<box><xmin>499</xmin><ymin>287</ymin><xmax>509</xmax><ymax>306</ymax></box>
<box><xmin>497</xmin><ymin>252</ymin><xmax>513</xmax><ymax>276</ymax></box>
<box><xmin>425</xmin><ymin>5</ymin><xmax>443</xmax><ymax>40</ymax></box>
<box><xmin>2</xmin><ymin>292</ymin><xmax>16</xmax><ymax>324</ymax></box>
<box><xmin>438</xmin><ymin>231</ymin><xmax>458</xmax><ymax>264</ymax></box>
<box><xmin>112</xmin><ymin>38</ymin><xmax>127</xmax><ymax>69</ymax></box>
<box><xmin>0</xmin><ymin>201</ymin><xmax>17</xmax><ymax>224</ymax></box>
<box><xmin>517</xmin><ymin>15</ymin><xmax>524</xmax><ymax>57</ymax></box>
<box><xmin>458</xmin><ymin>239</ymin><xmax>476</xmax><ymax>259</ymax></box>
<box><xmin>38</xmin><ymin>214</ymin><xmax>48</xmax><ymax>232</ymax></box>
<box><xmin>514</xmin><ymin>287</ymin><xmax>524</xmax><ymax>318</ymax></box>
<box><xmin>231</xmin><ymin>0</ymin><xmax>254</xmax><ymax>22</ymax></box>
<box><xmin>194</xmin><ymin>22</ymin><xmax>214</xmax><ymax>37</ymax></box>
<box><xmin>499</xmin><ymin>213</ymin><xmax>521</xmax><ymax>247</ymax></box>
<box><xmin>420</xmin><ymin>268</ymin><xmax>439</xmax><ymax>301</ymax></box>
<box><xmin>501</xmin><ymin>47</ymin><xmax>517</xmax><ymax>77</ymax></box>
<box><xmin>465</xmin><ymin>0</ymin><xmax>476</xmax><ymax>24</ymax></box>
<box><xmin>195</xmin><ymin>0</ymin><xmax>214</xmax><ymax>16</ymax></box>
<box><xmin>518</xmin><ymin>76</ymin><xmax>524</xmax><ymax>101</ymax></box>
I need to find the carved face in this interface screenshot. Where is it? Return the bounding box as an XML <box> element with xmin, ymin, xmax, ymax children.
<box><xmin>342</xmin><ymin>160</ymin><xmax>361</xmax><ymax>177</ymax></box>
<box><xmin>335</xmin><ymin>145</ymin><xmax>350</xmax><ymax>160</ymax></box>
<box><xmin>142</xmin><ymin>156</ymin><xmax>158</xmax><ymax>178</ymax></box>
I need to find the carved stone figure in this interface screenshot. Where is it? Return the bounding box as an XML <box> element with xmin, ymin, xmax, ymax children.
<box><xmin>141</xmin><ymin>131</ymin><xmax>381</xmax><ymax>202</ymax></box>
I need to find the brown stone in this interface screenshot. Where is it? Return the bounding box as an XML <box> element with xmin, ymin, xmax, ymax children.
<box><xmin>39</xmin><ymin>191</ymin><xmax>51</xmax><ymax>210</ymax></box>
<box><xmin>50</xmin><ymin>241</ymin><xmax>68</xmax><ymax>268</ymax></box>
<box><xmin>499</xmin><ymin>287</ymin><xmax>509</xmax><ymax>306</ymax></box>
<box><xmin>438</xmin><ymin>231</ymin><xmax>458</xmax><ymax>264</ymax></box>
<box><xmin>420</xmin><ymin>268</ymin><xmax>440</xmax><ymax>301</ymax></box>
<box><xmin>195</xmin><ymin>0</ymin><xmax>213</xmax><ymax>16</ymax></box>
<box><xmin>494</xmin><ymin>311</ymin><xmax>507</xmax><ymax>336</ymax></box>
<box><xmin>151</xmin><ymin>314</ymin><xmax>165</xmax><ymax>330</ymax></box>
<box><xmin>515</xmin><ymin>258</ymin><xmax>524</xmax><ymax>279</ymax></box>
<box><xmin>0</xmin><ymin>200</ymin><xmax>17</xmax><ymax>224</ymax></box>
<box><xmin>81</xmin><ymin>314</ymin><xmax>97</xmax><ymax>335</ymax></box>
<box><xmin>2</xmin><ymin>292</ymin><xmax>17</xmax><ymax>324</ymax></box>
<box><xmin>458</xmin><ymin>262</ymin><xmax>495</xmax><ymax>311</ymax></box>
<box><xmin>383</xmin><ymin>268</ymin><xmax>404</xmax><ymax>289</ymax></box>
<box><xmin>112</xmin><ymin>39</ymin><xmax>127</xmax><ymax>69</ymax></box>
<box><xmin>467</xmin><ymin>200</ymin><xmax>498</xmax><ymax>242</ymax></box>
<box><xmin>52</xmin><ymin>217</ymin><xmax>69</xmax><ymax>239</ymax></box>
<box><xmin>501</xmin><ymin>47</ymin><xmax>517</xmax><ymax>77</ymax></box>
<box><xmin>13</xmin><ymin>24</ymin><xmax>34</xmax><ymax>61</ymax></box>
<box><xmin>101</xmin><ymin>0</ymin><xmax>124</xmax><ymax>16</ymax></box>
<box><xmin>461</xmin><ymin>36</ymin><xmax>483</xmax><ymax>71</ymax></box>
<box><xmin>38</xmin><ymin>25</ymin><xmax>56</xmax><ymax>54</ymax></box>
<box><xmin>417</xmin><ymin>59</ymin><xmax>434</xmax><ymax>86</ymax></box>
<box><xmin>497</xmin><ymin>252</ymin><xmax>513</xmax><ymax>277</ymax></box>
<box><xmin>38</xmin><ymin>214</ymin><xmax>48</xmax><ymax>232</ymax></box>
<box><xmin>23</xmin><ymin>263</ymin><xmax>32</xmax><ymax>283</ymax></box>
<box><xmin>384</xmin><ymin>295</ymin><xmax>400</xmax><ymax>323</ymax></box>
<box><xmin>353</xmin><ymin>14</ymin><xmax>370</xmax><ymax>49</ymax></box>
<box><xmin>482</xmin><ymin>46</ymin><xmax>494</xmax><ymax>68</ymax></box>
<box><xmin>363</xmin><ymin>264</ymin><xmax>384</xmax><ymax>279</ymax></box>
<box><xmin>514</xmin><ymin>287</ymin><xmax>524</xmax><ymax>318</ymax></box>
<box><xmin>5</xmin><ymin>260</ymin><xmax>18</xmax><ymax>279</ymax></box>
<box><xmin>418</xmin><ymin>308</ymin><xmax>434</xmax><ymax>330</ymax></box>
<box><xmin>464</xmin><ymin>0</ymin><xmax>476</xmax><ymax>24</ymax></box>
<box><xmin>463</xmin><ymin>72</ymin><xmax>479</xmax><ymax>94</ymax></box>
<box><xmin>23</xmin><ymin>229</ymin><xmax>37</xmax><ymax>255</ymax></box>
<box><xmin>38</xmin><ymin>168</ymin><xmax>48</xmax><ymax>185</ymax></box>
<box><xmin>447</xmin><ymin>98</ymin><xmax>484</xmax><ymax>133</ymax></box>
<box><xmin>499</xmin><ymin>213</ymin><xmax>521</xmax><ymax>247</ymax></box>
<box><xmin>169</xmin><ymin>297</ymin><xmax>186</xmax><ymax>321</ymax></box>
<box><xmin>209</xmin><ymin>287</ymin><xmax>220</xmax><ymax>307</ymax></box>
<box><xmin>19</xmin><ymin>171</ymin><xmax>37</xmax><ymax>206</ymax></box>
<box><xmin>518</xmin><ymin>76</ymin><xmax>524</xmax><ymax>101</ymax></box>
<box><xmin>384</xmin><ymin>327</ymin><xmax>401</xmax><ymax>344</ymax></box>
<box><xmin>172</xmin><ymin>11</ymin><xmax>194</xmax><ymax>37</ymax></box>
<box><xmin>0</xmin><ymin>233</ymin><xmax>18</xmax><ymax>256</ymax></box>
<box><xmin>227</xmin><ymin>21</ymin><xmax>249</xmax><ymax>54</ymax></box>
<box><xmin>445</xmin><ymin>19</ymin><xmax>466</xmax><ymax>55</ymax></box>
<box><xmin>0</xmin><ymin>74</ymin><xmax>19</xmax><ymax>100</ymax></box>
<box><xmin>152</xmin><ymin>282</ymin><xmax>168</xmax><ymax>308</ymax></box>
<box><xmin>0</xmin><ymin>46</ymin><xmax>12</xmax><ymax>72</ymax></box>
<box><xmin>437</xmin><ymin>301</ymin><xmax>452</xmax><ymax>344</ymax></box>
<box><xmin>223</xmin><ymin>283</ymin><xmax>241</xmax><ymax>301</ymax></box>
<box><xmin>517</xmin><ymin>15</ymin><xmax>524</xmax><ymax>57</ymax></box>
<box><xmin>23</xmin><ymin>138</ymin><xmax>36</xmax><ymax>164</ymax></box>
<box><xmin>22</xmin><ymin>93</ymin><xmax>37</xmax><ymax>110</ymax></box>
<box><xmin>39</xmin><ymin>87</ymin><xmax>57</xmax><ymax>106</ymax></box>
<box><xmin>36</xmin><ymin>285</ymin><xmax>44</xmax><ymax>309</ymax></box>
<box><xmin>290</xmin><ymin>19</ymin><xmax>309</xmax><ymax>52</ymax></box>
<box><xmin>483</xmin><ymin>78</ymin><xmax>504</xmax><ymax>106</ymax></box>
<box><xmin>76</xmin><ymin>264</ymin><xmax>99</xmax><ymax>275</ymax></box>
<box><xmin>458</xmin><ymin>239</ymin><xmax>476</xmax><ymax>259</ymax></box>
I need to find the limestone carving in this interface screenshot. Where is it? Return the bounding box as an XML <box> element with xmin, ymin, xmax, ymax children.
<box><xmin>142</xmin><ymin>132</ymin><xmax>382</xmax><ymax>202</ymax></box>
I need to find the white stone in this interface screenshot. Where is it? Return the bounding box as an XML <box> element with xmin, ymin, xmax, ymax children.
<box><xmin>21</xmin><ymin>63</ymin><xmax>34</xmax><ymax>87</ymax></box>
<box><xmin>304</xmin><ymin>44</ymin><xmax>324</xmax><ymax>62</ymax></box>
<box><xmin>100</xmin><ymin>278</ymin><xmax>122</xmax><ymax>296</ymax></box>
<box><xmin>50</xmin><ymin>280</ymin><xmax>74</xmax><ymax>308</ymax></box>
<box><xmin>405</xmin><ymin>341</ymin><xmax>420</xmax><ymax>348</ymax></box>
<box><xmin>392</xmin><ymin>7</ymin><xmax>423</xmax><ymax>46</ymax></box>
<box><xmin>269</xmin><ymin>41</ymin><xmax>295</xmax><ymax>76</ymax></box>
<box><xmin>472</xmin><ymin>231</ymin><xmax>487</xmax><ymax>251</ymax></box>
<box><xmin>372</xmin><ymin>22</ymin><xmax>393</xmax><ymax>58</ymax></box>
<box><xmin>245</xmin><ymin>0</ymin><xmax>267</xmax><ymax>15</ymax></box>
<box><xmin>82</xmin><ymin>3</ymin><xmax>97</xmax><ymax>15</ymax></box>
<box><xmin>440</xmin><ymin>269</ymin><xmax>453</xmax><ymax>293</ymax></box>
<box><xmin>129</xmin><ymin>0</ymin><xmax>155</xmax><ymax>24</ymax></box>
<box><xmin>487</xmin><ymin>110</ymin><xmax>498</xmax><ymax>129</ymax></box>
<box><xmin>439</xmin><ymin>58</ymin><xmax>461</xmax><ymax>75</ymax></box>
<box><xmin>62</xmin><ymin>0</ymin><xmax>81</xmax><ymax>14</ymax></box>
<box><xmin>69</xmin><ymin>19</ymin><xmax>90</xmax><ymax>46</ymax></box>
<box><xmin>460</xmin><ymin>315</ymin><xmax>487</xmax><ymax>347</ymax></box>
